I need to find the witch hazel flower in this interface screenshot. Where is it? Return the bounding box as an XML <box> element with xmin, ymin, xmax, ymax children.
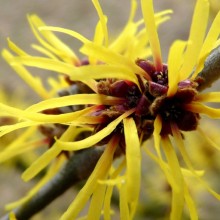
<box><xmin>1</xmin><ymin>0</ymin><xmax>220</xmax><ymax>219</ymax></box>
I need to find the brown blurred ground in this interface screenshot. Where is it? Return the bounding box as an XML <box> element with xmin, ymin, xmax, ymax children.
<box><xmin>1</xmin><ymin>0</ymin><xmax>220</xmax><ymax>219</ymax></box>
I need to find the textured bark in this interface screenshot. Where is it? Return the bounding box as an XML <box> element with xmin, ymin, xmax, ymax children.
<box><xmin>197</xmin><ymin>46</ymin><xmax>220</xmax><ymax>91</ymax></box>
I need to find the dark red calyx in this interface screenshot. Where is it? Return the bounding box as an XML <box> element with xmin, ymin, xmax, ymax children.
<box><xmin>136</xmin><ymin>59</ymin><xmax>156</xmax><ymax>76</ymax></box>
<box><xmin>110</xmin><ymin>80</ymin><xmax>136</xmax><ymax>97</ymax></box>
<box><xmin>135</xmin><ymin>95</ymin><xmax>151</xmax><ymax>116</ymax></box>
<box><xmin>136</xmin><ymin>59</ymin><xmax>168</xmax><ymax>85</ymax></box>
<box><xmin>149</xmin><ymin>81</ymin><xmax>168</xmax><ymax>97</ymax></box>
<box><xmin>174</xmin><ymin>87</ymin><xmax>198</xmax><ymax>103</ymax></box>
<box><xmin>178</xmin><ymin>79</ymin><xmax>198</xmax><ymax>89</ymax></box>
<box><xmin>176</xmin><ymin>111</ymin><xmax>200</xmax><ymax>131</ymax></box>
<box><xmin>140</xmin><ymin>119</ymin><xmax>154</xmax><ymax>141</ymax></box>
<box><xmin>178</xmin><ymin>79</ymin><xmax>192</xmax><ymax>89</ymax></box>
<box><xmin>158</xmin><ymin>97</ymin><xmax>200</xmax><ymax>135</ymax></box>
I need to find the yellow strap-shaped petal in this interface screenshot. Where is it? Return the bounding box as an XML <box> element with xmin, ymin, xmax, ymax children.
<box><xmin>119</xmin><ymin>180</ymin><xmax>129</xmax><ymax>220</ymax></box>
<box><xmin>0</xmin><ymin>121</ymin><xmax>41</xmax><ymax>138</ymax></box>
<box><xmin>110</xmin><ymin>21</ymin><xmax>139</xmax><ymax>57</ymax></box>
<box><xmin>195</xmin><ymin>92</ymin><xmax>220</xmax><ymax>102</ymax></box>
<box><xmin>57</xmin><ymin>108</ymin><xmax>135</xmax><ymax>151</ymax></box>
<box><xmin>109</xmin><ymin>0</ymin><xmax>137</xmax><ymax>52</ymax></box>
<box><xmin>144</xmin><ymin>146</ymin><xmax>204</xmax><ymax>178</ymax></box>
<box><xmin>66</xmin><ymin>64</ymin><xmax>140</xmax><ymax>86</ymax></box>
<box><xmin>123</xmin><ymin>117</ymin><xmax>141</xmax><ymax>217</ymax></box>
<box><xmin>102</xmin><ymin>159</ymin><xmax>126</xmax><ymax>220</ymax></box>
<box><xmin>153</xmin><ymin>115</ymin><xmax>162</xmax><ymax>158</ymax></box>
<box><xmin>60</xmin><ymin>136</ymin><xmax>118</xmax><ymax>220</ymax></box>
<box><xmin>152</xmin><ymin>116</ymin><xmax>179</xmax><ymax>192</ymax></box>
<box><xmin>103</xmin><ymin>185</ymin><xmax>114</xmax><ymax>220</ymax></box>
<box><xmin>184</xmin><ymin>182</ymin><xmax>198</xmax><ymax>220</ymax></box>
<box><xmin>93</xmin><ymin>20</ymin><xmax>105</xmax><ymax>46</ymax></box>
<box><xmin>192</xmin><ymin>11</ymin><xmax>220</xmax><ymax>78</ymax></box>
<box><xmin>167</xmin><ymin>40</ymin><xmax>187</xmax><ymax>97</ymax></box>
<box><xmin>87</xmin><ymin>183</ymin><xmax>107</xmax><ymax>220</ymax></box>
<box><xmin>80</xmin><ymin>42</ymin><xmax>145</xmax><ymax>76</ymax></box>
<box><xmin>171</xmin><ymin>123</ymin><xmax>220</xmax><ymax>200</ymax></box>
<box><xmin>92</xmin><ymin>0</ymin><xmax>108</xmax><ymax>47</ymax></box>
<box><xmin>141</xmin><ymin>0</ymin><xmax>163</xmax><ymax>71</ymax></box>
<box><xmin>124</xmin><ymin>9</ymin><xmax>172</xmax><ymax>60</ymax></box>
<box><xmin>0</xmin><ymin>126</ymin><xmax>36</xmax><ymax>151</ymax></box>
<box><xmin>0</xmin><ymin>116</ymin><xmax>93</xmax><ymax>136</ymax></box>
<box><xmin>90</xmin><ymin>19</ymin><xmax>105</xmax><ymax>64</ymax></box>
<box><xmin>28</xmin><ymin>16</ymin><xmax>61</xmax><ymax>58</ymax></box>
<box><xmin>22</xmin><ymin>126</ymin><xmax>82</xmax><ymax>181</ymax></box>
<box><xmin>39</xmin><ymin>26</ymin><xmax>90</xmax><ymax>45</ymax></box>
<box><xmin>179</xmin><ymin>0</ymin><xmax>209</xmax><ymax>80</ymax></box>
<box><xmin>2</xmin><ymin>50</ymin><xmax>49</xmax><ymax>99</ymax></box>
<box><xmin>0</xmin><ymin>103</ymin><xmax>94</xmax><ymax>123</ymax></box>
<box><xmin>26</xmin><ymin>94</ymin><xmax>124</xmax><ymax>113</ymax></box>
<box><xmin>98</xmin><ymin>176</ymin><xmax>125</xmax><ymax>186</ymax></box>
<box><xmin>31</xmin><ymin>44</ymin><xmax>59</xmax><ymax>60</ymax></box>
<box><xmin>198</xmin><ymin>127</ymin><xmax>220</xmax><ymax>151</ymax></box>
<box><xmin>7</xmin><ymin>38</ymin><xmax>28</xmax><ymax>56</ymax></box>
<box><xmin>0</xmin><ymin>138</ymin><xmax>43</xmax><ymax>163</ymax></box>
<box><xmin>9</xmin><ymin>212</ymin><xmax>16</xmax><ymax>220</ymax></box>
<box><xmin>11</xmin><ymin>56</ymin><xmax>140</xmax><ymax>86</ymax></box>
<box><xmin>29</xmin><ymin>15</ymin><xmax>79</xmax><ymax>64</ymax></box>
<box><xmin>162</xmin><ymin>136</ymin><xmax>184</xmax><ymax>220</ymax></box>
<box><xmin>22</xmin><ymin>145</ymin><xmax>61</xmax><ymax>182</ymax></box>
<box><xmin>184</xmin><ymin>102</ymin><xmax>220</xmax><ymax>118</ymax></box>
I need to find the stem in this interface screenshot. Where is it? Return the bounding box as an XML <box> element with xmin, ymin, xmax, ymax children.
<box><xmin>0</xmin><ymin>147</ymin><xmax>105</xmax><ymax>220</ymax></box>
<box><xmin>197</xmin><ymin>46</ymin><xmax>220</xmax><ymax>91</ymax></box>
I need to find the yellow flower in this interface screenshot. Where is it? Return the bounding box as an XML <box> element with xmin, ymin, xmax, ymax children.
<box><xmin>1</xmin><ymin>0</ymin><xmax>220</xmax><ymax>219</ymax></box>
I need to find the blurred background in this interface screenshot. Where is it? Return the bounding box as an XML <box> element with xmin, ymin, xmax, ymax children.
<box><xmin>0</xmin><ymin>0</ymin><xmax>220</xmax><ymax>219</ymax></box>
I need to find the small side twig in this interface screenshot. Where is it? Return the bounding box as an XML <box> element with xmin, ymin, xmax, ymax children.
<box><xmin>0</xmin><ymin>147</ymin><xmax>105</xmax><ymax>220</ymax></box>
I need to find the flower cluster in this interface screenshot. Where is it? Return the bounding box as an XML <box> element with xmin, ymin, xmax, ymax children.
<box><xmin>1</xmin><ymin>0</ymin><xmax>220</xmax><ymax>219</ymax></box>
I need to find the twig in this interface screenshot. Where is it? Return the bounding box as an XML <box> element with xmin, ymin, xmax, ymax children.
<box><xmin>0</xmin><ymin>147</ymin><xmax>105</xmax><ymax>220</ymax></box>
<box><xmin>197</xmin><ymin>46</ymin><xmax>220</xmax><ymax>91</ymax></box>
